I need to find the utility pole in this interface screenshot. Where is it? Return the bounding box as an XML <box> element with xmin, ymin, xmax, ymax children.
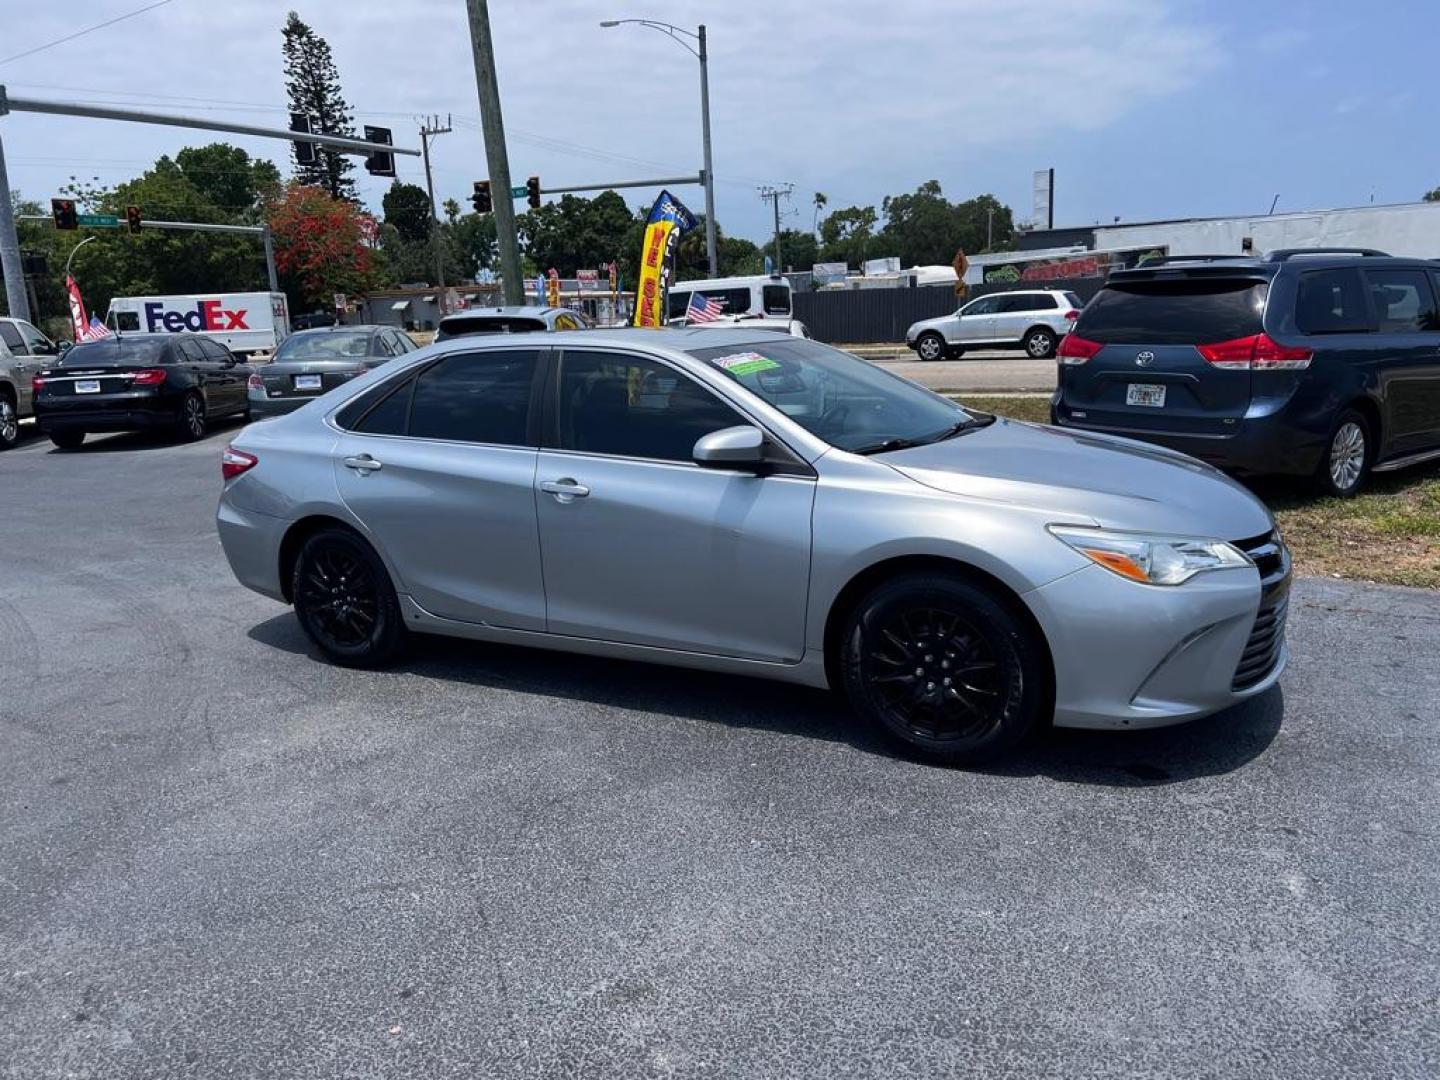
<box><xmin>465</xmin><ymin>0</ymin><xmax>523</xmax><ymax>305</ymax></box>
<box><xmin>0</xmin><ymin>129</ymin><xmax>30</xmax><ymax>322</ymax></box>
<box><xmin>419</xmin><ymin>114</ymin><xmax>452</xmax><ymax>291</ymax></box>
<box><xmin>986</xmin><ymin>206</ymin><xmax>994</xmax><ymax>251</ymax></box>
<box><xmin>697</xmin><ymin>25</ymin><xmax>716</xmax><ymax>277</ymax></box>
<box><xmin>759</xmin><ymin>184</ymin><xmax>792</xmax><ymax>274</ymax></box>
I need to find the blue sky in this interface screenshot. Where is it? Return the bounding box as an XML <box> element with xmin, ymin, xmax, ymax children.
<box><xmin>1</xmin><ymin>0</ymin><xmax>1436</xmax><ymax>250</ymax></box>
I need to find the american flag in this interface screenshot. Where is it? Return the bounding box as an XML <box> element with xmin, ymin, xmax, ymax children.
<box><xmin>685</xmin><ymin>292</ymin><xmax>725</xmax><ymax>323</ymax></box>
<box><xmin>80</xmin><ymin>316</ymin><xmax>113</xmax><ymax>342</ymax></box>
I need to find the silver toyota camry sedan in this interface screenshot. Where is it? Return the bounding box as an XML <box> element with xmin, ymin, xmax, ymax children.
<box><xmin>216</xmin><ymin>328</ymin><xmax>1289</xmax><ymax>764</ymax></box>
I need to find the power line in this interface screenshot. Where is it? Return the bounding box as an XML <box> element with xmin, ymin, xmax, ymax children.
<box><xmin>0</xmin><ymin>0</ymin><xmax>180</xmax><ymax>66</ymax></box>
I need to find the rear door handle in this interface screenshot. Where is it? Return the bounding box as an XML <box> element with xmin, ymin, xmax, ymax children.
<box><xmin>343</xmin><ymin>454</ymin><xmax>383</xmax><ymax>473</ymax></box>
<box><xmin>540</xmin><ymin>478</ymin><xmax>589</xmax><ymax>501</ymax></box>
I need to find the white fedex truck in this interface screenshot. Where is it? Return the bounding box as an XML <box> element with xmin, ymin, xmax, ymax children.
<box><xmin>106</xmin><ymin>292</ymin><xmax>290</xmax><ymax>357</ymax></box>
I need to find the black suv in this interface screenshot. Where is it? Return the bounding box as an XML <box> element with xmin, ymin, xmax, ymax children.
<box><xmin>1050</xmin><ymin>249</ymin><xmax>1440</xmax><ymax>495</ymax></box>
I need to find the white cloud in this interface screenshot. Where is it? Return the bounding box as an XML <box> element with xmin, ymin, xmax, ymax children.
<box><xmin>0</xmin><ymin>0</ymin><xmax>1221</xmax><ymax>239</ymax></box>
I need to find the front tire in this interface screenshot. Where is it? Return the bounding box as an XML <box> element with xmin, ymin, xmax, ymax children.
<box><xmin>0</xmin><ymin>395</ymin><xmax>18</xmax><ymax>450</ymax></box>
<box><xmin>292</xmin><ymin>528</ymin><xmax>406</xmax><ymax>667</ymax></box>
<box><xmin>48</xmin><ymin>429</ymin><xmax>85</xmax><ymax>450</ymax></box>
<box><xmin>175</xmin><ymin>392</ymin><xmax>207</xmax><ymax>442</ymax></box>
<box><xmin>915</xmin><ymin>332</ymin><xmax>947</xmax><ymax>362</ymax></box>
<box><xmin>1314</xmin><ymin>409</ymin><xmax>1371</xmax><ymax>497</ymax></box>
<box><xmin>839</xmin><ymin>573</ymin><xmax>1048</xmax><ymax>765</ymax></box>
<box><xmin>1023</xmin><ymin>327</ymin><xmax>1057</xmax><ymax>359</ymax></box>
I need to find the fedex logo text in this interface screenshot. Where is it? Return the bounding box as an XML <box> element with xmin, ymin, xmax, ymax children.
<box><xmin>143</xmin><ymin>301</ymin><xmax>249</xmax><ymax>333</ymax></box>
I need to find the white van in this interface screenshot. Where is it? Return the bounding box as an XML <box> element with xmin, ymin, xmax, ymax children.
<box><xmin>667</xmin><ymin>274</ymin><xmax>792</xmax><ymax>323</ymax></box>
<box><xmin>106</xmin><ymin>292</ymin><xmax>290</xmax><ymax>358</ymax></box>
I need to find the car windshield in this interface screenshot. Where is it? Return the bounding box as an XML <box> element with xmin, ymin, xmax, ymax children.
<box><xmin>60</xmin><ymin>338</ymin><xmax>168</xmax><ymax>366</ymax></box>
<box><xmin>686</xmin><ymin>338</ymin><xmax>978</xmax><ymax>454</ymax></box>
<box><xmin>274</xmin><ymin>331</ymin><xmax>372</xmax><ymax>360</ymax></box>
<box><xmin>436</xmin><ymin>316</ymin><xmax>546</xmax><ymax>339</ymax></box>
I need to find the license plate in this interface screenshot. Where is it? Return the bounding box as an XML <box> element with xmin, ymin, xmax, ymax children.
<box><xmin>75</xmin><ymin>380</ymin><xmax>101</xmax><ymax>394</ymax></box>
<box><xmin>294</xmin><ymin>374</ymin><xmax>322</xmax><ymax>390</ymax></box>
<box><xmin>1126</xmin><ymin>383</ymin><xmax>1166</xmax><ymax>408</ymax></box>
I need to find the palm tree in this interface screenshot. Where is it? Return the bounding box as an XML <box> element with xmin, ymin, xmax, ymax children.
<box><xmin>812</xmin><ymin>192</ymin><xmax>828</xmax><ymax>237</ymax></box>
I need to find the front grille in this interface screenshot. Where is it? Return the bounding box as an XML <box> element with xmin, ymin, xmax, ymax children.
<box><xmin>1232</xmin><ymin>530</ymin><xmax>1290</xmax><ymax>690</ymax></box>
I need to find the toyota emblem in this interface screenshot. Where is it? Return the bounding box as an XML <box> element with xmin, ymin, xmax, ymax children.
<box><xmin>1135</xmin><ymin>351</ymin><xmax>1155</xmax><ymax>367</ymax></box>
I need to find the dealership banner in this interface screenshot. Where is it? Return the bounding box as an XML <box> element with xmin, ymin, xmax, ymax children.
<box><xmin>631</xmin><ymin>189</ymin><xmax>697</xmax><ymax>328</ymax></box>
<box><xmin>982</xmin><ymin>246</ymin><xmax>1166</xmax><ymax>284</ymax></box>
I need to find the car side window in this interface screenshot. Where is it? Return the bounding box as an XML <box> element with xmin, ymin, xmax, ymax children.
<box><xmin>177</xmin><ymin>339</ymin><xmax>208</xmax><ymax>363</ymax></box>
<box><xmin>1028</xmin><ymin>294</ymin><xmax>1058</xmax><ymax>310</ymax></box>
<box><xmin>1295</xmin><ymin>269</ymin><xmax>1373</xmax><ymax>334</ymax></box>
<box><xmin>961</xmin><ymin>297</ymin><xmax>998</xmax><ymax>317</ymax></box>
<box><xmin>201</xmin><ymin>339</ymin><xmax>233</xmax><ymax>363</ymax></box>
<box><xmin>18</xmin><ymin>322</ymin><xmax>55</xmax><ymax>354</ymax></box>
<box><xmin>372</xmin><ymin>333</ymin><xmax>394</xmax><ymax>357</ymax></box>
<box><xmin>392</xmin><ymin>331</ymin><xmax>414</xmax><ymax>353</ymax></box>
<box><xmin>1366</xmin><ymin>269</ymin><xmax>1439</xmax><ymax>333</ymax></box>
<box><xmin>1431</xmin><ymin>272</ymin><xmax>1440</xmax><ymax>330</ymax></box>
<box><xmin>0</xmin><ymin>322</ymin><xmax>28</xmax><ymax>354</ymax></box>
<box><xmin>555</xmin><ymin>350</ymin><xmax>746</xmax><ymax>463</ymax></box>
<box><xmin>408</xmin><ymin>350</ymin><xmax>539</xmax><ymax>446</ymax></box>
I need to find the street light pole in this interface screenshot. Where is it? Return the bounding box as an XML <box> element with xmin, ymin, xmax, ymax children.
<box><xmin>601</xmin><ymin>18</ymin><xmax>718</xmax><ymax>277</ymax></box>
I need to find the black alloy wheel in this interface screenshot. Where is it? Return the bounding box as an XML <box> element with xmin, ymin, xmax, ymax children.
<box><xmin>292</xmin><ymin>528</ymin><xmax>405</xmax><ymax>666</ymax></box>
<box><xmin>0</xmin><ymin>395</ymin><xmax>19</xmax><ymax>449</ymax></box>
<box><xmin>841</xmin><ymin>574</ymin><xmax>1046</xmax><ymax>765</ymax></box>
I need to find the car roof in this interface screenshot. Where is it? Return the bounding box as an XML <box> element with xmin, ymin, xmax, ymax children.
<box><xmin>1107</xmin><ymin>250</ymin><xmax>1431</xmax><ymax>284</ymax></box>
<box><xmin>290</xmin><ymin>325</ymin><xmax>384</xmax><ymax>335</ymax></box>
<box><xmin>438</xmin><ymin>306</ymin><xmax>557</xmax><ymax>321</ymax></box>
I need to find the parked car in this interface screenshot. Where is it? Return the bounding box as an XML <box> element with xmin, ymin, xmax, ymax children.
<box><xmin>667</xmin><ymin>274</ymin><xmax>793</xmax><ymax>322</ymax></box>
<box><xmin>434</xmin><ymin>306</ymin><xmax>590</xmax><ymax>341</ymax></box>
<box><xmin>0</xmin><ymin>316</ymin><xmax>64</xmax><ymax>449</ymax></box>
<box><xmin>906</xmin><ymin>289</ymin><xmax>1084</xmax><ymax>361</ymax></box>
<box><xmin>218</xmin><ymin>329</ymin><xmax>1288</xmax><ymax>766</ymax></box>
<box><xmin>247</xmin><ymin>325</ymin><xmax>417</xmax><ymax>419</ymax></box>
<box><xmin>33</xmin><ymin>332</ymin><xmax>252</xmax><ymax>449</ymax></box>
<box><xmin>1051</xmin><ymin>249</ymin><xmax>1440</xmax><ymax>496</ymax></box>
<box><xmin>681</xmin><ymin>315</ymin><xmax>812</xmax><ymax>338</ymax></box>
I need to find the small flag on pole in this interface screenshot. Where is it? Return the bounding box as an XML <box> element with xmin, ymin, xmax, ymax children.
<box><xmin>685</xmin><ymin>292</ymin><xmax>725</xmax><ymax>324</ymax></box>
<box><xmin>82</xmin><ymin>316</ymin><xmax>113</xmax><ymax>342</ymax></box>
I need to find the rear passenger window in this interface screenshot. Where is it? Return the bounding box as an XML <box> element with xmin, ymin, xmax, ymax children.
<box><xmin>1295</xmin><ymin>269</ymin><xmax>1373</xmax><ymax>334</ymax></box>
<box><xmin>342</xmin><ymin>377</ymin><xmax>414</xmax><ymax>435</ymax></box>
<box><xmin>408</xmin><ymin>351</ymin><xmax>537</xmax><ymax>446</ymax></box>
<box><xmin>1026</xmin><ymin>294</ymin><xmax>1058</xmax><ymax>310</ymax></box>
<box><xmin>1366</xmin><ymin>269</ymin><xmax>1439</xmax><ymax>333</ymax></box>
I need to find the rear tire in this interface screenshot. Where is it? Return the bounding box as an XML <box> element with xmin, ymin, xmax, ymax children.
<box><xmin>1023</xmin><ymin>327</ymin><xmax>1057</xmax><ymax>359</ymax></box>
<box><xmin>0</xmin><ymin>394</ymin><xmax>18</xmax><ymax>450</ymax></box>
<box><xmin>1313</xmin><ymin>409</ymin><xmax>1371</xmax><ymax>498</ymax></box>
<box><xmin>839</xmin><ymin>573</ymin><xmax>1048</xmax><ymax>766</ymax></box>
<box><xmin>175</xmin><ymin>392</ymin><xmax>206</xmax><ymax>442</ymax></box>
<box><xmin>48</xmin><ymin>429</ymin><xmax>85</xmax><ymax>450</ymax></box>
<box><xmin>915</xmin><ymin>332</ymin><xmax>947</xmax><ymax>362</ymax></box>
<box><xmin>292</xmin><ymin>528</ymin><xmax>407</xmax><ymax>667</ymax></box>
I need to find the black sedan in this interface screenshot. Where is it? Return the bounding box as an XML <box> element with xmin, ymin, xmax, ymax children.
<box><xmin>247</xmin><ymin>325</ymin><xmax>416</xmax><ymax>418</ymax></box>
<box><xmin>33</xmin><ymin>333</ymin><xmax>252</xmax><ymax>450</ymax></box>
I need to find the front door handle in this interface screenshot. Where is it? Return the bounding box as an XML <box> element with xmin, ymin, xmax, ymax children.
<box><xmin>343</xmin><ymin>454</ymin><xmax>383</xmax><ymax>473</ymax></box>
<box><xmin>540</xmin><ymin>478</ymin><xmax>589</xmax><ymax>502</ymax></box>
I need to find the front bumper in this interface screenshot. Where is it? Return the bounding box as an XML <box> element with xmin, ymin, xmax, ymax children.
<box><xmin>1027</xmin><ymin>559</ymin><xmax>1289</xmax><ymax>730</ymax></box>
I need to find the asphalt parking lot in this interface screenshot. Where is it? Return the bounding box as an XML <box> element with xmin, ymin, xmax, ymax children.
<box><xmin>2</xmin><ymin>421</ymin><xmax>1439</xmax><ymax>1079</ymax></box>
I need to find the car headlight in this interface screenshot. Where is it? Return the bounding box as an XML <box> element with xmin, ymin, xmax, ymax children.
<box><xmin>1048</xmin><ymin>525</ymin><xmax>1252</xmax><ymax>586</ymax></box>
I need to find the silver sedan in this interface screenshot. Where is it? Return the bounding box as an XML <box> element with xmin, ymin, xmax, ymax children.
<box><xmin>216</xmin><ymin>328</ymin><xmax>1289</xmax><ymax>764</ymax></box>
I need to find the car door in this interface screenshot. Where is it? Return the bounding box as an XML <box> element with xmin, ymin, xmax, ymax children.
<box><xmin>533</xmin><ymin>347</ymin><xmax>815</xmax><ymax>662</ymax></box>
<box><xmin>0</xmin><ymin>321</ymin><xmax>40</xmax><ymax>414</ymax></box>
<box><xmin>175</xmin><ymin>338</ymin><xmax>218</xmax><ymax>411</ymax></box>
<box><xmin>989</xmin><ymin>294</ymin><xmax>1034</xmax><ymax>343</ymax></box>
<box><xmin>331</xmin><ymin>348</ymin><xmax>548</xmax><ymax>630</ymax></box>
<box><xmin>1365</xmin><ymin>268</ymin><xmax>1440</xmax><ymax>457</ymax></box>
<box><xmin>953</xmin><ymin>295</ymin><xmax>1000</xmax><ymax>343</ymax></box>
<box><xmin>201</xmin><ymin>337</ymin><xmax>247</xmax><ymax>413</ymax></box>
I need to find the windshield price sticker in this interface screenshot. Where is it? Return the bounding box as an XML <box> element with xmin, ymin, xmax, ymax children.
<box><xmin>711</xmin><ymin>351</ymin><xmax>781</xmax><ymax>377</ymax></box>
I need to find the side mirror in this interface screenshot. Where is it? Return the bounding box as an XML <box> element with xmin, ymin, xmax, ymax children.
<box><xmin>692</xmin><ymin>425</ymin><xmax>765</xmax><ymax>470</ymax></box>
<box><xmin>57</xmin><ymin>341</ymin><xmax>72</xmax><ymax>356</ymax></box>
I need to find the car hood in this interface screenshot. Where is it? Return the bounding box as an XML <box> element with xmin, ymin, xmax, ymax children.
<box><xmin>881</xmin><ymin>418</ymin><xmax>1274</xmax><ymax>540</ymax></box>
<box><xmin>906</xmin><ymin>314</ymin><xmax>950</xmax><ymax>338</ymax></box>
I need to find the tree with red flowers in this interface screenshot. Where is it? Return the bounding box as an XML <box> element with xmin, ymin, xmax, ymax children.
<box><xmin>267</xmin><ymin>183</ymin><xmax>380</xmax><ymax>307</ymax></box>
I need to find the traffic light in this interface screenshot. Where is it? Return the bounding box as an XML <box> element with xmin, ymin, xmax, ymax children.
<box><xmin>471</xmin><ymin>180</ymin><xmax>492</xmax><ymax>215</ymax></box>
<box><xmin>289</xmin><ymin>112</ymin><xmax>317</xmax><ymax>166</ymax></box>
<box><xmin>363</xmin><ymin>125</ymin><xmax>395</xmax><ymax>177</ymax></box>
<box><xmin>526</xmin><ymin>176</ymin><xmax>541</xmax><ymax>209</ymax></box>
<box><xmin>125</xmin><ymin>205</ymin><xmax>143</xmax><ymax>235</ymax></box>
<box><xmin>51</xmin><ymin>198</ymin><xmax>78</xmax><ymax>231</ymax></box>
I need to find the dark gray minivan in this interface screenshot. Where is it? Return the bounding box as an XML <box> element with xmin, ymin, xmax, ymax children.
<box><xmin>1051</xmin><ymin>249</ymin><xmax>1440</xmax><ymax>495</ymax></box>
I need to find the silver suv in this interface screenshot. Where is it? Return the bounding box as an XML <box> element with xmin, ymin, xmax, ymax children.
<box><xmin>217</xmin><ymin>329</ymin><xmax>1288</xmax><ymax>766</ymax></box>
<box><xmin>906</xmin><ymin>289</ymin><xmax>1083</xmax><ymax>361</ymax></box>
<box><xmin>0</xmin><ymin>317</ymin><xmax>63</xmax><ymax>450</ymax></box>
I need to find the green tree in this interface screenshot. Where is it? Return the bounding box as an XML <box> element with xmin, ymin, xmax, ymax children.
<box><xmin>818</xmin><ymin>204</ymin><xmax>878</xmax><ymax>267</ymax></box>
<box><xmin>775</xmin><ymin>228</ymin><xmax>818</xmax><ymax>272</ymax></box>
<box><xmin>382</xmin><ymin>181</ymin><xmax>433</xmax><ymax>244</ymax></box>
<box><xmin>175</xmin><ymin>144</ymin><xmax>281</xmax><ymax>221</ymax></box>
<box><xmin>1426</xmin><ymin>187</ymin><xmax>1440</xmax><ymax>202</ymax></box>
<box><xmin>518</xmin><ymin>190</ymin><xmax>635</xmax><ymax>276</ymax></box>
<box><xmin>282</xmin><ymin>12</ymin><xmax>356</xmax><ymax>200</ymax></box>
<box><xmin>812</xmin><ymin>191</ymin><xmax>828</xmax><ymax>236</ymax></box>
<box><xmin>446</xmin><ymin>212</ymin><xmax>497</xmax><ymax>279</ymax></box>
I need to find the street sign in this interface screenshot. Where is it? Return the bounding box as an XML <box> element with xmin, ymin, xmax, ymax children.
<box><xmin>78</xmin><ymin>214</ymin><xmax>119</xmax><ymax>229</ymax></box>
<box><xmin>509</xmin><ymin>185</ymin><xmax>528</xmax><ymax>198</ymax></box>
